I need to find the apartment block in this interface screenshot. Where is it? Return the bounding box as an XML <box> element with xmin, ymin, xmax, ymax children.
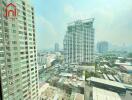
<box><xmin>0</xmin><ymin>0</ymin><xmax>39</xmax><ymax>100</ymax></box>
<box><xmin>64</xmin><ymin>19</ymin><xmax>95</xmax><ymax>64</ymax></box>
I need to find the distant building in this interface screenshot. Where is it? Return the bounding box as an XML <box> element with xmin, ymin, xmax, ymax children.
<box><xmin>97</xmin><ymin>41</ymin><xmax>108</xmax><ymax>53</ymax></box>
<box><xmin>54</xmin><ymin>43</ymin><xmax>59</xmax><ymax>52</ymax></box>
<box><xmin>63</xmin><ymin>19</ymin><xmax>95</xmax><ymax>64</ymax></box>
<box><xmin>37</xmin><ymin>53</ymin><xmax>47</xmax><ymax>65</ymax></box>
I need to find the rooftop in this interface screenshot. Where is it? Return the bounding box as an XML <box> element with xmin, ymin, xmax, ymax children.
<box><xmin>40</xmin><ymin>86</ymin><xmax>70</xmax><ymax>100</ymax></box>
<box><xmin>68</xmin><ymin>18</ymin><xmax>94</xmax><ymax>26</ymax></box>
<box><xmin>121</xmin><ymin>65</ymin><xmax>132</xmax><ymax>71</ymax></box>
<box><xmin>93</xmin><ymin>87</ymin><xmax>122</xmax><ymax>100</ymax></box>
<box><xmin>87</xmin><ymin>77</ymin><xmax>125</xmax><ymax>89</ymax></box>
<box><xmin>59</xmin><ymin>72</ymin><xmax>72</xmax><ymax>77</ymax></box>
<box><xmin>70</xmin><ymin>92</ymin><xmax>84</xmax><ymax>100</ymax></box>
<box><xmin>74</xmin><ymin>93</ymin><xmax>84</xmax><ymax>100</ymax></box>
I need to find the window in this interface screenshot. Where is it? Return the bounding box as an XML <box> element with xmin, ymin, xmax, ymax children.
<box><xmin>0</xmin><ymin>53</ymin><xmax>4</xmax><ymax>57</ymax></box>
<box><xmin>0</xmin><ymin>47</ymin><xmax>4</xmax><ymax>51</ymax></box>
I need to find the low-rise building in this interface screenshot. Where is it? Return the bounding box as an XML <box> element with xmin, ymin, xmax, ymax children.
<box><xmin>70</xmin><ymin>92</ymin><xmax>84</xmax><ymax>100</ymax></box>
<box><xmin>92</xmin><ymin>87</ymin><xmax>121</xmax><ymax>100</ymax></box>
<box><xmin>86</xmin><ymin>77</ymin><xmax>126</xmax><ymax>93</ymax></box>
<box><xmin>39</xmin><ymin>85</ymin><xmax>70</xmax><ymax>100</ymax></box>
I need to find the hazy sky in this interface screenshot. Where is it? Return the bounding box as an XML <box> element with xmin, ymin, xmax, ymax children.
<box><xmin>32</xmin><ymin>0</ymin><xmax>132</xmax><ymax>50</ymax></box>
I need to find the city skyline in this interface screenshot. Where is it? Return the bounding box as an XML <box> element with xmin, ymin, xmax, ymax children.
<box><xmin>32</xmin><ymin>0</ymin><xmax>132</xmax><ymax>50</ymax></box>
<box><xmin>0</xmin><ymin>0</ymin><xmax>132</xmax><ymax>100</ymax></box>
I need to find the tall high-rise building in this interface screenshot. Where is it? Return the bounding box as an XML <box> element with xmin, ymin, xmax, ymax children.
<box><xmin>0</xmin><ymin>0</ymin><xmax>39</xmax><ymax>100</ymax></box>
<box><xmin>63</xmin><ymin>19</ymin><xmax>95</xmax><ymax>64</ymax></box>
<box><xmin>54</xmin><ymin>43</ymin><xmax>59</xmax><ymax>52</ymax></box>
<box><xmin>97</xmin><ymin>41</ymin><xmax>109</xmax><ymax>53</ymax></box>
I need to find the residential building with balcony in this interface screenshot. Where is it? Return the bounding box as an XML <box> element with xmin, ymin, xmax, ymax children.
<box><xmin>63</xmin><ymin>19</ymin><xmax>95</xmax><ymax>64</ymax></box>
<box><xmin>0</xmin><ymin>0</ymin><xmax>39</xmax><ymax>100</ymax></box>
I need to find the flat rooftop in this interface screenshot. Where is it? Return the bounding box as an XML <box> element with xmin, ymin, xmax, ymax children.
<box><xmin>77</xmin><ymin>66</ymin><xmax>95</xmax><ymax>71</ymax></box>
<box><xmin>87</xmin><ymin>77</ymin><xmax>125</xmax><ymax>89</ymax></box>
<box><xmin>93</xmin><ymin>87</ymin><xmax>122</xmax><ymax>100</ymax></box>
<box><xmin>68</xmin><ymin>18</ymin><xmax>94</xmax><ymax>26</ymax></box>
<box><xmin>59</xmin><ymin>72</ymin><xmax>72</xmax><ymax>77</ymax></box>
<box><xmin>71</xmin><ymin>92</ymin><xmax>84</xmax><ymax>100</ymax></box>
<box><xmin>40</xmin><ymin>86</ymin><xmax>70</xmax><ymax>100</ymax></box>
<box><xmin>121</xmin><ymin>65</ymin><xmax>132</xmax><ymax>71</ymax></box>
<box><xmin>74</xmin><ymin>93</ymin><xmax>84</xmax><ymax>100</ymax></box>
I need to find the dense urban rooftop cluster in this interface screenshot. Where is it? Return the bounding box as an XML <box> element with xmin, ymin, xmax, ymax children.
<box><xmin>0</xmin><ymin>0</ymin><xmax>132</xmax><ymax>100</ymax></box>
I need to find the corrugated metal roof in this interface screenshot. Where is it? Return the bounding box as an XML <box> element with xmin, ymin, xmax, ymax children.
<box><xmin>87</xmin><ymin>77</ymin><xmax>125</xmax><ymax>89</ymax></box>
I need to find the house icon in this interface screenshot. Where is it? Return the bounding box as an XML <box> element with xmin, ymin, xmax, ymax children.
<box><xmin>4</xmin><ymin>3</ymin><xmax>17</xmax><ymax>17</ymax></box>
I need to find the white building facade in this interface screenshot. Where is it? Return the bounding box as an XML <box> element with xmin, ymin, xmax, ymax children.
<box><xmin>0</xmin><ymin>0</ymin><xmax>39</xmax><ymax>100</ymax></box>
<box><xmin>64</xmin><ymin>19</ymin><xmax>95</xmax><ymax>64</ymax></box>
